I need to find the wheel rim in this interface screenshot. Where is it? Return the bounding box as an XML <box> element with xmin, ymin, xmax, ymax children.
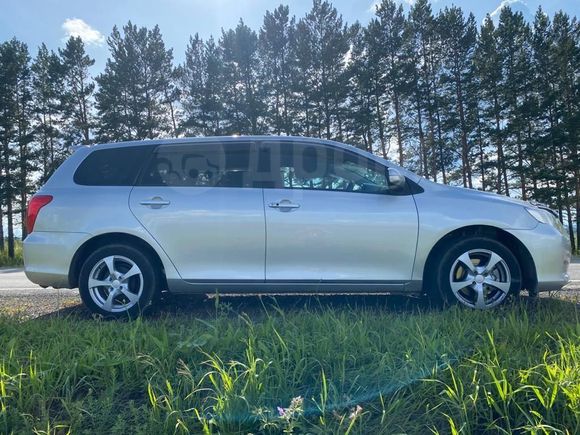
<box><xmin>449</xmin><ymin>249</ymin><xmax>511</xmax><ymax>309</ymax></box>
<box><xmin>88</xmin><ymin>255</ymin><xmax>144</xmax><ymax>313</ymax></box>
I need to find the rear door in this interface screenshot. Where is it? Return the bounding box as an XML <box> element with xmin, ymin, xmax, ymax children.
<box><xmin>129</xmin><ymin>141</ymin><xmax>266</xmax><ymax>281</ymax></box>
<box><xmin>262</xmin><ymin>141</ymin><xmax>419</xmax><ymax>284</ymax></box>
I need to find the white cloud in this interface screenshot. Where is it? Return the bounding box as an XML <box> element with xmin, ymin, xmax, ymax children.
<box><xmin>62</xmin><ymin>18</ymin><xmax>105</xmax><ymax>46</ymax></box>
<box><xmin>488</xmin><ymin>0</ymin><xmax>533</xmax><ymax>23</ymax></box>
<box><xmin>368</xmin><ymin>0</ymin><xmax>380</xmax><ymax>13</ymax></box>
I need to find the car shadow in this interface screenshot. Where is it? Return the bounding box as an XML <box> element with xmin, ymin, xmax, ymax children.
<box><xmin>31</xmin><ymin>292</ymin><xmax>577</xmax><ymax>321</ymax></box>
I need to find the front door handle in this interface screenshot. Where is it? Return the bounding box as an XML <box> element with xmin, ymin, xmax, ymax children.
<box><xmin>269</xmin><ymin>200</ymin><xmax>300</xmax><ymax>210</ymax></box>
<box><xmin>140</xmin><ymin>197</ymin><xmax>171</xmax><ymax>208</ymax></box>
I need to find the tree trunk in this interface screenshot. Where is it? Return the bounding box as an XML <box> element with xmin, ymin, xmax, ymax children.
<box><xmin>79</xmin><ymin>74</ymin><xmax>90</xmax><ymax>143</ymax></box>
<box><xmin>570</xmin><ymin>131</ymin><xmax>580</xmax><ymax>253</ymax></box>
<box><xmin>393</xmin><ymin>91</ymin><xmax>404</xmax><ymax>166</ymax></box>
<box><xmin>475</xmin><ymin>107</ymin><xmax>485</xmax><ymax>190</ymax></box>
<box><xmin>415</xmin><ymin>92</ymin><xmax>428</xmax><ymax>179</ymax></box>
<box><xmin>19</xmin><ymin>141</ymin><xmax>27</xmax><ymax>240</ymax></box>
<box><xmin>559</xmin><ymin>147</ymin><xmax>576</xmax><ymax>250</ymax></box>
<box><xmin>493</xmin><ymin>94</ymin><xmax>509</xmax><ymax>195</ymax></box>
<box><xmin>374</xmin><ymin>79</ymin><xmax>387</xmax><ymax>160</ymax></box>
<box><xmin>548</xmin><ymin>110</ymin><xmax>564</xmax><ymax>222</ymax></box>
<box><xmin>0</xmin><ymin>204</ymin><xmax>4</xmax><ymax>252</ymax></box>
<box><xmin>516</xmin><ymin>132</ymin><xmax>526</xmax><ymax>200</ymax></box>
<box><xmin>456</xmin><ymin>75</ymin><xmax>472</xmax><ymax>188</ymax></box>
<box><xmin>435</xmin><ymin>103</ymin><xmax>446</xmax><ymax>184</ymax></box>
<box><xmin>2</xmin><ymin>141</ymin><xmax>14</xmax><ymax>258</ymax></box>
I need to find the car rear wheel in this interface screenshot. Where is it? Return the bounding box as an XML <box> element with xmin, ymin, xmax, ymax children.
<box><xmin>435</xmin><ymin>237</ymin><xmax>521</xmax><ymax>309</ymax></box>
<box><xmin>79</xmin><ymin>244</ymin><xmax>159</xmax><ymax>318</ymax></box>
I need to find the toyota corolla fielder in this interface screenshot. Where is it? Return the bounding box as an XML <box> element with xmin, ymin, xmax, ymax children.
<box><xmin>23</xmin><ymin>136</ymin><xmax>571</xmax><ymax>317</ymax></box>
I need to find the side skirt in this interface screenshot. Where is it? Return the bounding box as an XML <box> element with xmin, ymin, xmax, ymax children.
<box><xmin>167</xmin><ymin>279</ymin><xmax>423</xmax><ymax>295</ymax></box>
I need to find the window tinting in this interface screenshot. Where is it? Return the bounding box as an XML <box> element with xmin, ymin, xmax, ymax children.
<box><xmin>139</xmin><ymin>142</ymin><xmax>254</xmax><ymax>188</ymax></box>
<box><xmin>278</xmin><ymin>143</ymin><xmax>391</xmax><ymax>194</ymax></box>
<box><xmin>74</xmin><ymin>146</ymin><xmax>153</xmax><ymax>186</ymax></box>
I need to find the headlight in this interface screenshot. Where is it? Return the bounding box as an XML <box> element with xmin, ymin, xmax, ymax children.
<box><xmin>526</xmin><ymin>207</ymin><xmax>550</xmax><ymax>224</ymax></box>
<box><xmin>525</xmin><ymin>207</ymin><xmax>566</xmax><ymax>235</ymax></box>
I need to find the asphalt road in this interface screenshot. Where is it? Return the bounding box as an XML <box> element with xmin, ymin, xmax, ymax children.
<box><xmin>0</xmin><ymin>259</ymin><xmax>579</xmax><ymax>318</ymax></box>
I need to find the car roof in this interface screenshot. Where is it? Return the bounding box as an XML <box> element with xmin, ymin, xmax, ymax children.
<box><xmin>77</xmin><ymin>135</ymin><xmax>421</xmax><ymax>182</ymax></box>
<box><xmin>82</xmin><ymin>135</ymin><xmax>348</xmax><ymax>149</ymax></box>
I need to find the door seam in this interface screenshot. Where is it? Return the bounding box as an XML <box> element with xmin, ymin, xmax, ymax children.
<box><xmin>261</xmin><ymin>187</ymin><xmax>267</xmax><ymax>281</ymax></box>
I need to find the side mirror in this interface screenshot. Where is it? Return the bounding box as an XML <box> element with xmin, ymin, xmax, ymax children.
<box><xmin>388</xmin><ymin>168</ymin><xmax>406</xmax><ymax>190</ymax></box>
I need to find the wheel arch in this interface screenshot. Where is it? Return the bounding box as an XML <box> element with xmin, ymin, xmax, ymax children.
<box><xmin>68</xmin><ymin>232</ymin><xmax>168</xmax><ymax>290</ymax></box>
<box><xmin>422</xmin><ymin>225</ymin><xmax>538</xmax><ymax>294</ymax></box>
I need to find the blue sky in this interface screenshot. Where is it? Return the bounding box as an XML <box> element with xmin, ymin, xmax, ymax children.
<box><xmin>1</xmin><ymin>0</ymin><xmax>578</xmax><ymax>73</ymax></box>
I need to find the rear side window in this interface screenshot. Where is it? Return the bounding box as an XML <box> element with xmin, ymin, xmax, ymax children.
<box><xmin>74</xmin><ymin>146</ymin><xmax>153</xmax><ymax>186</ymax></box>
<box><xmin>139</xmin><ymin>142</ymin><xmax>255</xmax><ymax>188</ymax></box>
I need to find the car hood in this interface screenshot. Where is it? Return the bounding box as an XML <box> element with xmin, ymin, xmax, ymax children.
<box><xmin>418</xmin><ymin>179</ymin><xmax>532</xmax><ymax>208</ymax></box>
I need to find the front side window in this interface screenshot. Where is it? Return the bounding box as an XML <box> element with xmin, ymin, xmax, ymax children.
<box><xmin>277</xmin><ymin>143</ymin><xmax>394</xmax><ymax>194</ymax></box>
<box><xmin>139</xmin><ymin>142</ymin><xmax>255</xmax><ymax>188</ymax></box>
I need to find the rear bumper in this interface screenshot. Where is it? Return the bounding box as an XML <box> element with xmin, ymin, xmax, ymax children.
<box><xmin>507</xmin><ymin>225</ymin><xmax>571</xmax><ymax>292</ymax></box>
<box><xmin>23</xmin><ymin>231</ymin><xmax>89</xmax><ymax>288</ymax></box>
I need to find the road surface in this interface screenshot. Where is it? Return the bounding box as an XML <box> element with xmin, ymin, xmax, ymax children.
<box><xmin>0</xmin><ymin>259</ymin><xmax>578</xmax><ymax>318</ymax></box>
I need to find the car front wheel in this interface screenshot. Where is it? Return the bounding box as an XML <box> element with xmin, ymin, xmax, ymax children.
<box><xmin>79</xmin><ymin>244</ymin><xmax>158</xmax><ymax>318</ymax></box>
<box><xmin>436</xmin><ymin>237</ymin><xmax>521</xmax><ymax>309</ymax></box>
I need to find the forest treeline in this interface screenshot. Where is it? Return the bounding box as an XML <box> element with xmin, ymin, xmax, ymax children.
<box><xmin>0</xmin><ymin>0</ymin><xmax>578</xmax><ymax>257</ymax></box>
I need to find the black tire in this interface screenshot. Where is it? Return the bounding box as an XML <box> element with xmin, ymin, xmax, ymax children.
<box><xmin>79</xmin><ymin>244</ymin><xmax>159</xmax><ymax>319</ymax></box>
<box><xmin>433</xmin><ymin>237</ymin><xmax>521</xmax><ymax>309</ymax></box>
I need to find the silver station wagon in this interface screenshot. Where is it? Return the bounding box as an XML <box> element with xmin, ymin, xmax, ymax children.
<box><xmin>24</xmin><ymin>136</ymin><xmax>571</xmax><ymax>317</ymax></box>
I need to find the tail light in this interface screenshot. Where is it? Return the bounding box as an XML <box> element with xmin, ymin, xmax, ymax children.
<box><xmin>26</xmin><ymin>195</ymin><xmax>53</xmax><ymax>233</ymax></box>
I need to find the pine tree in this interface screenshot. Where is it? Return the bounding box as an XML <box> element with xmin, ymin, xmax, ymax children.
<box><xmin>496</xmin><ymin>6</ymin><xmax>533</xmax><ymax>199</ymax></box>
<box><xmin>295</xmin><ymin>0</ymin><xmax>351</xmax><ymax>140</ymax></box>
<box><xmin>551</xmin><ymin>11</ymin><xmax>579</xmax><ymax>250</ymax></box>
<box><xmin>475</xmin><ymin>16</ymin><xmax>509</xmax><ymax>195</ymax></box>
<box><xmin>372</xmin><ymin>0</ymin><xmax>409</xmax><ymax>165</ymax></box>
<box><xmin>14</xmin><ymin>47</ymin><xmax>34</xmax><ymax>240</ymax></box>
<box><xmin>0</xmin><ymin>39</ymin><xmax>32</xmax><ymax>254</ymax></box>
<box><xmin>291</xmin><ymin>17</ymin><xmax>317</xmax><ymax>137</ymax></box>
<box><xmin>179</xmin><ymin>35</ymin><xmax>226</xmax><ymax>136</ymax></box>
<box><xmin>220</xmin><ymin>20</ymin><xmax>264</xmax><ymax>135</ymax></box>
<box><xmin>408</xmin><ymin>0</ymin><xmax>441</xmax><ymax>181</ymax></box>
<box><xmin>362</xmin><ymin>19</ymin><xmax>389</xmax><ymax>157</ymax></box>
<box><xmin>180</xmin><ymin>34</ymin><xmax>208</xmax><ymax>136</ymax></box>
<box><xmin>345</xmin><ymin>23</ymin><xmax>377</xmax><ymax>152</ymax></box>
<box><xmin>438</xmin><ymin>7</ymin><xmax>477</xmax><ymax>188</ymax></box>
<box><xmin>259</xmin><ymin>5</ymin><xmax>296</xmax><ymax>135</ymax></box>
<box><xmin>59</xmin><ymin>36</ymin><xmax>95</xmax><ymax>146</ymax></box>
<box><xmin>530</xmin><ymin>9</ymin><xmax>563</xmax><ymax>214</ymax></box>
<box><xmin>32</xmin><ymin>44</ymin><xmax>65</xmax><ymax>181</ymax></box>
<box><xmin>95</xmin><ymin>22</ymin><xmax>175</xmax><ymax>141</ymax></box>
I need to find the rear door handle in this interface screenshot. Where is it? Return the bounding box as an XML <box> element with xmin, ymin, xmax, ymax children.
<box><xmin>268</xmin><ymin>200</ymin><xmax>300</xmax><ymax>210</ymax></box>
<box><xmin>140</xmin><ymin>197</ymin><xmax>171</xmax><ymax>208</ymax></box>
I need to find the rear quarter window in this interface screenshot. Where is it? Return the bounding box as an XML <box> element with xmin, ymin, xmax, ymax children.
<box><xmin>74</xmin><ymin>146</ymin><xmax>153</xmax><ymax>186</ymax></box>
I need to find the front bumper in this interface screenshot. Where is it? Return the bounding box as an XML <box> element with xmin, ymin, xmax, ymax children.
<box><xmin>508</xmin><ymin>224</ymin><xmax>571</xmax><ymax>292</ymax></box>
<box><xmin>23</xmin><ymin>231</ymin><xmax>89</xmax><ymax>288</ymax></box>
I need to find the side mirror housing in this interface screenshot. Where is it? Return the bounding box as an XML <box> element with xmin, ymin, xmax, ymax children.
<box><xmin>388</xmin><ymin>168</ymin><xmax>407</xmax><ymax>190</ymax></box>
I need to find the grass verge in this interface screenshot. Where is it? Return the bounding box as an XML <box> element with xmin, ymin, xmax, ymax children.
<box><xmin>0</xmin><ymin>298</ymin><xmax>579</xmax><ymax>434</ymax></box>
<box><xmin>0</xmin><ymin>240</ymin><xmax>23</xmax><ymax>267</ymax></box>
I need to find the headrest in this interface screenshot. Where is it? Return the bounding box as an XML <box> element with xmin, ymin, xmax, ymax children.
<box><xmin>293</xmin><ymin>146</ymin><xmax>328</xmax><ymax>180</ymax></box>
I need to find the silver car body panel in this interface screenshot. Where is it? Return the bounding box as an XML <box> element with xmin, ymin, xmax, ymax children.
<box><xmin>23</xmin><ymin>136</ymin><xmax>570</xmax><ymax>295</ymax></box>
<box><xmin>263</xmin><ymin>188</ymin><xmax>418</xmax><ymax>281</ymax></box>
<box><xmin>129</xmin><ymin>186</ymin><xmax>266</xmax><ymax>280</ymax></box>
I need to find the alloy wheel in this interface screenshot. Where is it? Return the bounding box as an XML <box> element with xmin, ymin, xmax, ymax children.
<box><xmin>448</xmin><ymin>249</ymin><xmax>511</xmax><ymax>309</ymax></box>
<box><xmin>87</xmin><ymin>255</ymin><xmax>144</xmax><ymax>313</ymax></box>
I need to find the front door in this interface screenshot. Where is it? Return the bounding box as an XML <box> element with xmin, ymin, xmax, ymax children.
<box><xmin>262</xmin><ymin>141</ymin><xmax>419</xmax><ymax>284</ymax></box>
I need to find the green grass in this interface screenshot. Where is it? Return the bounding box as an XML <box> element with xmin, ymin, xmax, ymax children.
<box><xmin>0</xmin><ymin>298</ymin><xmax>579</xmax><ymax>434</ymax></box>
<box><xmin>0</xmin><ymin>240</ymin><xmax>23</xmax><ymax>267</ymax></box>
